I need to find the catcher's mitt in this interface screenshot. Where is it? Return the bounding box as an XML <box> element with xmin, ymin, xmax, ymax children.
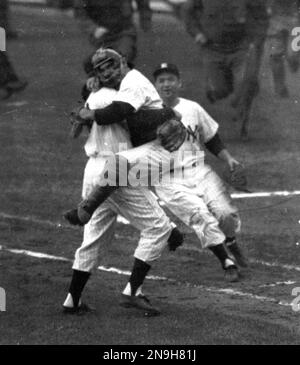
<box><xmin>225</xmin><ymin>164</ymin><xmax>249</xmax><ymax>192</ymax></box>
<box><xmin>69</xmin><ymin>105</ymin><xmax>88</xmax><ymax>139</ymax></box>
<box><xmin>157</xmin><ymin>118</ymin><xmax>187</xmax><ymax>152</ymax></box>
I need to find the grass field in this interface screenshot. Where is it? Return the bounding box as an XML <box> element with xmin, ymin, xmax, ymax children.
<box><xmin>0</xmin><ymin>5</ymin><xmax>300</xmax><ymax>345</ymax></box>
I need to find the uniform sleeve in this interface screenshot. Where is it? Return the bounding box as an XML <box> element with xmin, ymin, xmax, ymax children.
<box><xmin>114</xmin><ymin>84</ymin><xmax>147</xmax><ymax>111</ymax></box>
<box><xmin>182</xmin><ymin>0</ymin><xmax>204</xmax><ymax>38</ymax></box>
<box><xmin>197</xmin><ymin>105</ymin><xmax>219</xmax><ymax>143</ymax></box>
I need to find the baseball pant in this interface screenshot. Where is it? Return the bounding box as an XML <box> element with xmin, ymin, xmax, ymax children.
<box><xmin>155</xmin><ymin>164</ymin><xmax>240</xmax><ymax>249</ymax></box>
<box><xmin>72</xmin><ymin>156</ymin><xmax>173</xmax><ymax>272</ymax></box>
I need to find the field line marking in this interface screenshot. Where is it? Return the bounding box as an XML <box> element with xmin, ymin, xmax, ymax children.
<box><xmin>1</xmin><ymin>211</ymin><xmax>300</xmax><ymax>274</ymax></box>
<box><xmin>179</xmin><ymin>244</ymin><xmax>300</xmax><ymax>273</ymax></box>
<box><xmin>231</xmin><ymin>190</ymin><xmax>300</xmax><ymax>199</ymax></box>
<box><xmin>0</xmin><ymin>244</ymin><xmax>292</xmax><ymax>308</ymax></box>
<box><xmin>259</xmin><ymin>280</ymin><xmax>297</xmax><ymax>288</ymax></box>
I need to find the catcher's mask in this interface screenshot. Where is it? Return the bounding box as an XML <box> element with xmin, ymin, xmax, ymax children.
<box><xmin>92</xmin><ymin>48</ymin><xmax>123</xmax><ymax>88</ymax></box>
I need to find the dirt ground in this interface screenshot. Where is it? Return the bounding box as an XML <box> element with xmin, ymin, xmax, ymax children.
<box><xmin>0</xmin><ymin>5</ymin><xmax>300</xmax><ymax>345</ymax></box>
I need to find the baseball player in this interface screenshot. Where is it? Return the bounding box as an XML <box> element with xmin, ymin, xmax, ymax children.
<box><xmin>64</xmin><ymin>49</ymin><xmax>243</xmax><ymax>281</ymax></box>
<box><xmin>64</xmin><ymin>47</ymin><xmax>186</xmax><ymax>226</ymax></box>
<box><xmin>267</xmin><ymin>0</ymin><xmax>300</xmax><ymax>97</ymax></box>
<box><xmin>63</xmin><ymin>51</ymin><xmax>184</xmax><ymax>317</ymax></box>
<box><xmin>152</xmin><ymin>63</ymin><xmax>248</xmax><ymax>279</ymax></box>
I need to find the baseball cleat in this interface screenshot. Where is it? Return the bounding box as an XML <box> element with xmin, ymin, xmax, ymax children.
<box><xmin>224</xmin><ymin>264</ymin><xmax>239</xmax><ymax>283</ymax></box>
<box><xmin>227</xmin><ymin>242</ymin><xmax>248</xmax><ymax>268</ymax></box>
<box><xmin>119</xmin><ymin>294</ymin><xmax>161</xmax><ymax>317</ymax></box>
<box><xmin>62</xmin><ymin>302</ymin><xmax>94</xmax><ymax>315</ymax></box>
<box><xmin>168</xmin><ymin>227</ymin><xmax>184</xmax><ymax>251</ymax></box>
<box><xmin>63</xmin><ymin>209</ymin><xmax>84</xmax><ymax>226</ymax></box>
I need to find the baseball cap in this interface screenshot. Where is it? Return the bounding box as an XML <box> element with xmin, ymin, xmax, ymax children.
<box><xmin>92</xmin><ymin>48</ymin><xmax>122</xmax><ymax>69</ymax></box>
<box><xmin>153</xmin><ymin>63</ymin><xmax>180</xmax><ymax>79</ymax></box>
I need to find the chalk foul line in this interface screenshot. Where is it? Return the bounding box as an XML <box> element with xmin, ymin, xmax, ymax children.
<box><xmin>0</xmin><ymin>244</ymin><xmax>292</xmax><ymax>308</ymax></box>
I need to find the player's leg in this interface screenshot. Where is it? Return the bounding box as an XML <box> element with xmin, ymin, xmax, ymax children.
<box><xmin>64</xmin><ymin>142</ymin><xmax>170</xmax><ymax>226</ymax></box>
<box><xmin>200</xmin><ymin>165</ymin><xmax>248</xmax><ymax>268</ymax></box>
<box><xmin>111</xmin><ymin>186</ymin><xmax>182</xmax><ymax>315</ymax></box>
<box><xmin>155</xmin><ymin>184</ymin><xmax>239</xmax><ymax>282</ymax></box>
<box><xmin>269</xmin><ymin>29</ymin><xmax>289</xmax><ymax>97</ymax></box>
<box><xmin>0</xmin><ymin>53</ymin><xmax>27</xmax><ymax>99</ymax></box>
<box><xmin>202</xmin><ymin>49</ymin><xmax>233</xmax><ymax>103</ymax></box>
<box><xmin>63</xmin><ymin>203</ymin><xmax>118</xmax><ymax>314</ymax></box>
<box><xmin>64</xmin><ymin>153</ymin><xmax>130</xmax><ymax>225</ymax></box>
<box><xmin>231</xmin><ymin>44</ymin><xmax>261</xmax><ymax>138</ymax></box>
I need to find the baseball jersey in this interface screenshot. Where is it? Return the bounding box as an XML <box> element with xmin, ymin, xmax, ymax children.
<box><xmin>167</xmin><ymin>97</ymin><xmax>219</xmax><ymax>182</ymax></box>
<box><xmin>114</xmin><ymin>69</ymin><xmax>163</xmax><ymax>111</ymax></box>
<box><xmin>84</xmin><ymin>87</ymin><xmax>132</xmax><ymax>158</ymax></box>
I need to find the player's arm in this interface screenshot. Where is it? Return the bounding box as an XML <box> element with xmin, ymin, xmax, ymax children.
<box><xmin>197</xmin><ymin>105</ymin><xmax>240</xmax><ymax>170</ymax></box>
<box><xmin>78</xmin><ymin>101</ymin><xmax>176</xmax><ymax>129</ymax></box>
<box><xmin>205</xmin><ymin>133</ymin><xmax>240</xmax><ymax>171</ymax></box>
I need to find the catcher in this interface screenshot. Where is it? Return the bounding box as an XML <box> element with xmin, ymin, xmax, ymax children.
<box><xmin>65</xmin><ymin>47</ymin><xmax>187</xmax><ymax>224</ymax></box>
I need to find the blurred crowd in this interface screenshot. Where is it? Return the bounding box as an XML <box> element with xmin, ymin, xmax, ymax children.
<box><xmin>0</xmin><ymin>0</ymin><xmax>300</xmax><ymax>138</ymax></box>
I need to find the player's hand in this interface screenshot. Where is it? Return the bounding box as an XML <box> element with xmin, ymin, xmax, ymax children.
<box><xmin>79</xmin><ymin>106</ymin><xmax>95</xmax><ymax>121</ymax></box>
<box><xmin>86</xmin><ymin>76</ymin><xmax>100</xmax><ymax>92</ymax></box>
<box><xmin>227</xmin><ymin>157</ymin><xmax>241</xmax><ymax>172</ymax></box>
<box><xmin>195</xmin><ymin>32</ymin><xmax>208</xmax><ymax>45</ymax></box>
<box><xmin>93</xmin><ymin>26</ymin><xmax>108</xmax><ymax>39</ymax></box>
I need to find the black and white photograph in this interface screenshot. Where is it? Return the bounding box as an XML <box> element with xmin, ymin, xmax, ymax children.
<box><xmin>0</xmin><ymin>0</ymin><xmax>300</xmax><ymax>347</ymax></box>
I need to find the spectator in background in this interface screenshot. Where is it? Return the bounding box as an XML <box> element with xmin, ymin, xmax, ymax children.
<box><xmin>73</xmin><ymin>0</ymin><xmax>152</xmax><ymax>100</ymax></box>
<box><xmin>267</xmin><ymin>0</ymin><xmax>300</xmax><ymax>97</ymax></box>
<box><xmin>182</xmin><ymin>0</ymin><xmax>269</xmax><ymax>140</ymax></box>
<box><xmin>73</xmin><ymin>0</ymin><xmax>152</xmax><ymax>71</ymax></box>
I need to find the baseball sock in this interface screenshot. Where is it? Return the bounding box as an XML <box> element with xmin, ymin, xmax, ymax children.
<box><xmin>66</xmin><ymin>269</ymin><xmax>91</xmax><ymax>307</ymax></box>
<box><xmin>124</xmin><ymin>258</ymin><xmax>151</xmax><ymax>296</ymax></box>
<box><xmin>209</xmin><ymin>244</ymin><xmax>234</xmax><ymax>269</ymax></box>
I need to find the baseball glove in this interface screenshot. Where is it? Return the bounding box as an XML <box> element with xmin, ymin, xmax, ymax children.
<box><xmin>226</xmin><ymin>164</ymin><xmax>249</xmax><ymax>192</ymax></box>
<box><xmin>69</xmin><ymin>105</ymin><xmax>88</xmax><ymax>139</ymax></box>
<box><xmin>157</xmin><ymin>118</ymin><xmax>187</xmax><ymax>152</ymax></box>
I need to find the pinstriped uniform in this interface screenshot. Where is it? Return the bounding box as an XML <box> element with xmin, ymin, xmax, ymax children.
<box><xmin>155</xmin><ymin>98</ymin><xmax>241</xmax><ymax>248</ymax></box>
<box><xmin>72</xmin><ymin>87</ymin><xmax>172</xmax><ymax>272</ymax></box>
